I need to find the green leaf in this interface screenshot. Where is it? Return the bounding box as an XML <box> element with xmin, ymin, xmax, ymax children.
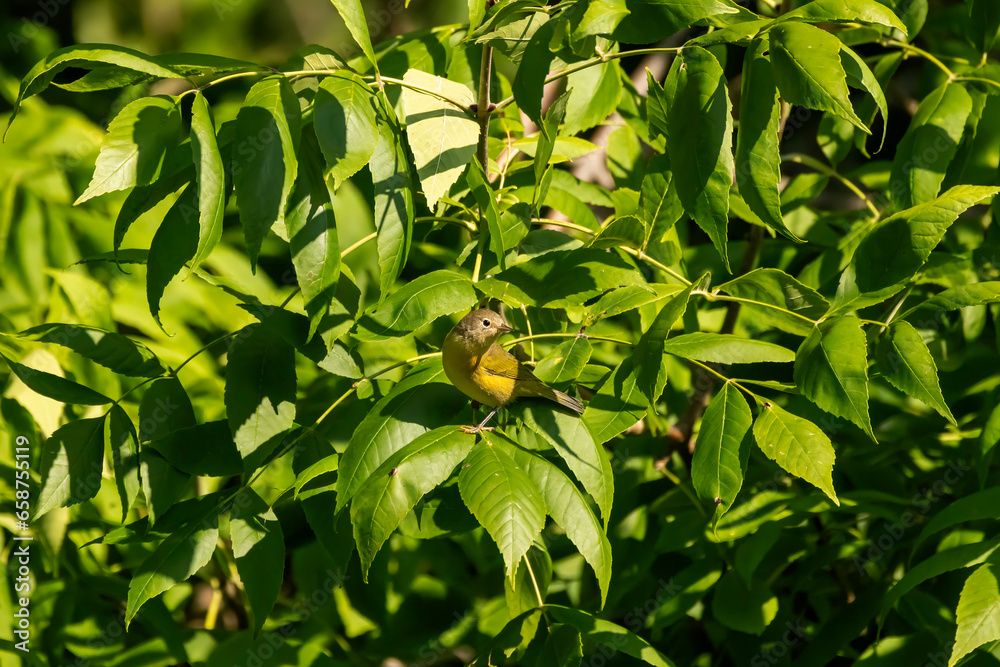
<box><xmin>950</xmin><ymin>562</ymin><xmax>1000</xmax><ymax>666</ymax></box>
<box><xmin>337</xmin><ymin>359</ymin><xmax>464</xmax><ymax>512</ymax></box>
<box><xmin>691</xmin><ymin>383</ymin><xmax>752</xmax><ymax>523</ymax></box>
<box><xmin>534</xmin><ymin>91</ymin><xmax>569</xmax><ymax>211</ymax></box>
<box><xmin>506</xmin><ymin>542</ymin><xmax>551</xmax><ymax>615</ymax></box>
<box><xmin>224</xmin><ymin>323</ymin><xmax>297</xmax><ymax>473</ymax></box>
<box><xmin>876</xmin><ymin>320</ymin><xmax>955</xmax><ymax>425</ymax></box>
<box><xmin>371</xmin><ymin>97</ymin><xmax>415</xmax><ymax>303</ymax></box>
<box><xmin>352</xmin><ymin>427</ymin><xmax>475</xmax><ymax>580</ymax></box>
<box><xmin>188</xmin><ymin>92</ymin><xmax>226</xmax><ymax>276</ymax></box>
<box><xmin>125</xmin><ymin>496</ymin><xmax>221</xmax><ymax>628</ymax></box>
<box><xmin>890</xmin><ymin>83</ymin><xmax>972</xmax><ymax>209</ymax></box>
<box><xmin>794</xmin><ymin>315</ymin><xmax>874</xmax><ymax>441</ymax></box>
<box><xmin>140</xmin><ymin>449</ymin><xmax>191</xmax><ymax>527</ymax></box>
<box><xmin>400</xmin><ymin>69</ymin><xmax>478</xmax><ymax>209</ymax></box>
<box><xmin>638</xmin><ymin>154</ymin><xmax>684</xmax><ymax>265</ymax></box>
<box><xmin>780</xmin><ymin>0</ymin><xmax>908</xmax><ymax>33</ymax></box>
<box><xmin>903</xmin><ymin>281</ymin><xmax>1000</xmax><ymax>315</ymax></box>
<box><xmin>107</xmin><ymin>405</ymin><xmax>140</xmax><ymax>523</ymax></box>
<box><xmin>583</xmin><ymin>358</ymin><xmax>650</xmax><ymax>446</ymax></box>
<box><xmin>545</xmin><ymin>605</ymin><xmax>676</xmax><ymax>667</ymax></box>
<box><xmin>663</xmin><ymin>332</ymin><xmax>795</xmax><ymax>364</ymax></box>
<box><xmin>912</xmin><ymin>487</ymin><xmax>1000</xmax><ymax>555</ymax></box>
<box><xmin>539</xmin><ymin>624</ymin><xmax>583</xmax><ymax>667</ymax></box>
<box><xmin>968</xmin><ymin>0</ymin><xmax>1000</xmax><ymax>54</ymax></box>
<box><xmin>839</xmin><ymin>44</ymin><xmax>889</xmax><ymax>153</ymax></box>
<box><xmin>19</xmin><ymin>323</ymin><xmax>165</xmax><ymax>377</ymax></box>
<box><xmin>589</xmin><ymin>216</ymin><xmax>645</xmax><ymax>250</ymax></box>
<box><xmin>231</xmin><ymin>489</ymin><xmax>285</xmax><ymax>635</ymax></box>
<box><xmin>147</xmin><ymin>421</ymin><xmax>243</xmax><ymax>477</ymax></box>
<box><xmin>711</xmin><ymin>570</ymin><xmax>778</xmax><ymax>635</ymax></box>
<box><xmin>586</xmin><ymin>283</ymin><xmax>682</xmax><ymax>324</ymax></box>
<box><xmin>563</xmin><ymin>60</ymin><xmax>623</xmax><ymax>136</ymax></box>
<box><xmin>520</xmin><ymin>404</ymin><xmax>613</xmax><ymax>525</ymax></box>
<box><xmin>635</xmin><ymin>283</ymin><xmax>694</xmax><ymax>402</ymax></box>
<box><xmin>459</xmin><ymin>437</ymin><xmax>546</xmax><ymax>581</ymax></box>
<box><xmin>468</xmin><ymin>162</ymin><xmax>516</xmax><ymax>271</ymax></box>
<box><xmin>36</xmin><ymin>415</ymin><xmax>107</xmax><ymax>518</ymax></box>
<box><xmin>76</xmin><ymin>96</ymin><xmax>183</xmax><ymax>204</ymax></box>
<box><xmin>477</xmin><ymin>249</ymin><xmax>647</xmax><ymax>309</ymax></box>
<box><xmin>147</xmin><ymin>186</ymin><xmax>199</xmax><ymax>326</ymax></box>
<box><xmin>476</xmin><ymin>12</ymin><xmax>549</xmax><ymax>65</ymax></box>
<box><xmin>512</xmin><ymin>19</ymin><xmax>559</xmax><ymax>124</ymax></box>
<box><xmin>318</xmin><ymin>344</ymin><xmax>363</xmax><ymax>379</ymax></box>
<box><xmin>356</xmin><ymin>270</ymin><xmax>477</xmax><ymax>340</ymax></box>
<box><xmin>233</xmin><ymin>77</ymin><xmax>301</xmax><ymax>271</ymax></box>
<box><xmin>752</xmin><ymin>401</ymin><xmax>838</xmax><ymax>503</ymax></box>
<box><xmin>287</xmin><ymin>129</ymin><xmax>340</xmax><ymax>341</ymax></box>
<box><xmin>2</xmin><ymin>354</ymin><xmax>111</xmax><ymax>405</ymax></box>
<box><xmin>736</xmin><ymin>40</ymin><xmax>795</xmax><ymax>241</ymax></box>
<box><xmin>666</xmin><ymin>46</ymin><xmax>733</xmax><ymax>271</ymax></box>
<box><xmin>314</xmin><ymin>72</ymin><xmax>378</xmax><ymax>190</ymax></box>
<box><xmin>533</xmin><ymin>337</ymin><xmax>593</xmax><ymax>385</ymax></box>
<box><xmin>7</xmin><ymin>44</ymin><xmax>183</xmax><ymax>135</ymax></box>
<box><xmin>514</xmin><ymin>136</ymin><xmax>597</xmax><ymax>164</ymax></box>
<box><xmin>613</xmin><ymin>0</ymin><xmax>741</xmax><ymax>45</ymax></box>
<box><xmin>112</xmin><ymin>162</ymin><xmax>192</xmax><ymax>262</ymax></box>
<box><xmin>879</xmin><ymin>537</ymin><xmax>1000</xmax><ymax>630</ymax></box>
<box><xmin>503</xmin><ymin>438</ymin><xmax>612</xmax><ymax>607</ymax></box>
<box><xmin>328</xmin><ymin>0</ymin><xmax>379</xmax><ymax>69</ymax></box>
<box><xmin>832</xmin><ymin>186</ymin><xmax>1000</xmax><ymax>313</ymax></box>
<box><xmin>769</xmin><ymin>22</ymin><xmax>868</xmax><ymax>133</ymax></box>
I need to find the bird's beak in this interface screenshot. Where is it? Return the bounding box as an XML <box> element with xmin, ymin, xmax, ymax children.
<box><xmin>498</xmin><ymin>322</ymin><xmax>515</xmax><ymax>334</ymax></box>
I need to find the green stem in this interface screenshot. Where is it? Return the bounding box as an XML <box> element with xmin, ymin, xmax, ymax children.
<box><xmin>524</xmin><ymin>555</ymin><xmax>546</xmax><ymax>608</ymax></box>
<box><xmin>695</xmin><ymin>290</ymin><xmax>818</xmax><ymax>326</ymax></box>
<box><xmin>658</xmin><ymin>466</ymin><xmax>708</xmax><ymax>519</ymax></box>
<box><xmin>493</xmin><ymin>47</ymin><xmax>683</xmax><ymax>113</ymax></box>
<box><xmin>505</xmin><ymin>332</ymin><xmax>631</xmax><ymax>347</ymax></box>
<box><xmin>885</xmin><ymin>39</ymin><xmax>955</xmax><ymax>79</ymax></box>
<box><xmin>954</xmin><ymin>76</ymin><xmax>1000</xmax><ymax>92</ymax></box>
<box><xmin>783</xmin><ymin>153</ymin><xmax>880</xmax><ymax>220</ymax></box>
<box><xmin>415</xmin><ymin>215</ymin><xmax>477</xmax><ymax>232</ymax></box>
<box><xmin>340</xmin><ymin>231</ymin><xmax>377</xmax><ymax>258</ymax></box>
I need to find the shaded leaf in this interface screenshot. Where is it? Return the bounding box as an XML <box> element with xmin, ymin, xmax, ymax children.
<box><xmin>36</xmin><ymin>415</ymin><xmax>107</xmax><ymax>517</ymax></box>
<box><xmin>76</xmin><ymin>96</ymin><xmax>182</xmax><ymax>204</ymax></box>
<box><xmin>224</xmin><ymin>323</ymin><xmax>297</xmax><ymax>473</ymax></box>
<box><xmin>691</xmin><ymin>383</ymin><xmax>752</xmax><ymax>523</ymax></box>
<box><xmin>231</xmin><ymin>489</ymin><xmax>285</xmax><ymax>635</ymax></box>
<box><xmin>634</xmin><ymin>283</ymin><xmax>694</xmax><ymax>402</ymax></box>
<box><xmin>107</xmin><ymin>405</ymin><xmax>140</xmax><ymax>523</ymax></box>
<box><xmin>19</xmin><ymin>323</ymin><xmax>165</xmax><ymax>377</ymax></box>
<box><xmin>666</xmin><ymin>47</ymin><xmax>733</xmax><ymax>271</ymax></box>
<box><xmin>546</xmin><ymin>605</ymin><xmax>675</xmax><ymax>667</ymax></box>
<box><xmin>352</xmin><ymin>427</ymin><xmax>475</xmax><ymax>579</ymax></box>
<box><xmin>125</xmin><ymin>496</ymin><xmax>221</xmax><ymax>628</ymax></box>
<box><xmin>233</xmin><ymin>77</ymin><xmax>301</xmax><ymax>270</ymax></box>
<box><xmin>357</xmin><ymin>270</ymin><xmax>477</xmax><ymax>340</ymax></box>
<box><xmin>2</xmin><ymin>354</ymin><xmax>111</xmax><ymax>405</ymax></box>
<box><xmin>718</xmin><ymin>268</ymin><xmax>828</xmax><ymax>336</ymax></box>
<box><xmin>148</xmin><ymin>421</ymin><xmax>243</xmax><ymax>477</ymax></box>
<box><xmin>533</xmin><ymin>337</ymin><xmax>593</xmax><ymax>385</ymax></box>
<box><xmin>314</xmin><ymin>71</ymin><xmax>378</xmax><ymax>189</ymax></box>
<box><xmin>371</xmin><ymin>97</ymin><xmax>415</xmax><ymax>302</ymax></box>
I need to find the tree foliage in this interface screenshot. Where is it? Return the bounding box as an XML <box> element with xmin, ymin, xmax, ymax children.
<box><xmin>2</xmin><ymin>0</ymin><xmax>1000</xmax><ymax>664</ymax></box>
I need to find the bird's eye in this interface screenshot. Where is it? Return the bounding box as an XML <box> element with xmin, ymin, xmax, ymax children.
<box><xmin>482</xmin><ymin>319</ymin><xmax>491</xmax><ymax>327</ymax></box>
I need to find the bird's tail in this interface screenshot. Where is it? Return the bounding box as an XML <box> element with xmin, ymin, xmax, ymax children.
<box><xmin>531</xmin><ymin>384</ymin><xmax>585</xmax><ymax>414</ymax></box>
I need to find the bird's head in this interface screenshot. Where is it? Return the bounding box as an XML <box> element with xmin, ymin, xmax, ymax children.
<box><xmin>450</xmin><ymin>308</ymin><xmax>514</xmax><ymax>351</ymax></box>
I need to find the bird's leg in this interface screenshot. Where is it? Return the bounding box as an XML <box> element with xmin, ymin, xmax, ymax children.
<box><xmin>461</xmin><ymin>407</ymin><xmax>498</xmax><ymax>434</ymax></box>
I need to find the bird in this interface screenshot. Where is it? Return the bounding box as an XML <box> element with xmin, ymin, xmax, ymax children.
<box><xmin>442</xmin><ymin>308</ymin><xmax>585</xmax><ymax>433</ymax></box>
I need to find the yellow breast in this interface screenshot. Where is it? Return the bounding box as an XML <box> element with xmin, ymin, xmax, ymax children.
<box><xmin>442</xmin><ymin>332</ymin><xmax>515</xmax><ymax>407</ymax></box>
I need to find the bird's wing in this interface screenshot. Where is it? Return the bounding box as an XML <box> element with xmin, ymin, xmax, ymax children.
<box><xmin>481</xmin><ymin>345</ymin><xmax>539</xmax><ymax>381</ymax></box>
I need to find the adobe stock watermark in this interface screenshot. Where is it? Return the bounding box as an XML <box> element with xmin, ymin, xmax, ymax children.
<box><xmin>7</xmin><ymin>0</ymin><xmax>70</xmax><ymax>54</ymax></box>
<box><xmin>852</xmin><ymin>459</ymin><xmax>970</xmax><ymax>577</ymax></box>
<box><xmin>11</xmin><ymin>435</ymin><xmax>33</xmax><ymax>652</ymax></box>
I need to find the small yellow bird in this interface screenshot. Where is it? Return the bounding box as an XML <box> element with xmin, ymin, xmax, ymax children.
<box><xmin>442</xmin><ymin>308</ymin><xmax>585</xmax><ymax>433</ymax></box>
